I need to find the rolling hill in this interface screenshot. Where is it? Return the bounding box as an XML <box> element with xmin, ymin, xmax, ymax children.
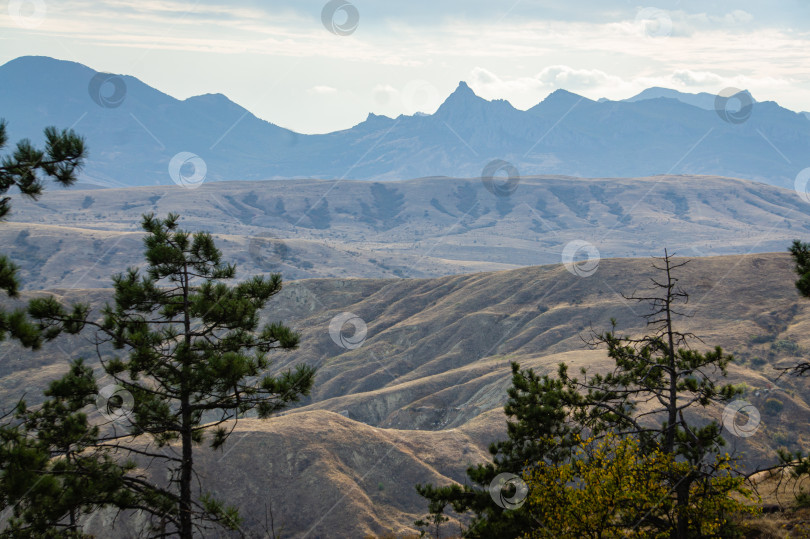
<box><xmin>3</xmin><ymin>253</ymin><xmax>810</xmax><ymax>536</ymax></box>
<box><xmin>3</xmin><ymin>174</ymin><xmax>810</xmax><ymax>290</ymax></box>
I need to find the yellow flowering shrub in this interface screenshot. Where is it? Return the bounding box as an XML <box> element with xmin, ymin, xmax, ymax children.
<box><xmin>521</xmin><ymin>434</ymin><xmax>759</xmax><ymax>538</ymax></box>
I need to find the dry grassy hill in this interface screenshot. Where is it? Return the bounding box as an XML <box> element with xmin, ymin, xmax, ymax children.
<box><xmin>3</xmin><ymin>253</ymin><xmax>810</xmax><ymax>536</ymax></box>
<box><xmin>3</xmin><ymin>174</ymin><xmax>810</xmax><ymax>289</ymax></box>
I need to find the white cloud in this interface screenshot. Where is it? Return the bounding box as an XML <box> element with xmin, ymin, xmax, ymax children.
<box><xmin>536</xmin><ymin>65</ymin><xmax>622</xmax><ymax>88</ymax></box>
<box><xmin>308</xmin><ymin>85</ymin><xmax>338</xmax><ymax>95</ymax></box>
<box><xmin>670</xmin><ymin>70</ymin><xmax>726</xmax><ymax>87</ymax></box>
<box><xmin>720</xmin><ymin>10</ymin><xmax>755</xmax><ymax>25</ymax></box>
<box><xmin>469</xmin><ymin>67</ymin><xmax>498</xmax><ymax>85</ymax></box>
<box><xmin>372</xmin><ymin>84</ymin><xmax>397</xmax><ymax>97</ymax></box>
<box><xmin>469</xmin><ymin>65</ymin><xmax>625</xmax><ymax>108</ymax></box>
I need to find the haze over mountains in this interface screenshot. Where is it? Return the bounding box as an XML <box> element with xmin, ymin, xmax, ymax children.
<box><xmin>2</xmin><ymin>56</ymin><xmax>809</xmax><ymax>189</ymax></box>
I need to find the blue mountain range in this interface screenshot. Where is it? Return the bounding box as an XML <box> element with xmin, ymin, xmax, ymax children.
<box><xmin>1</xmin><ymin>56</ymin><xmax>808</xmax><ymax>188</ymax></box>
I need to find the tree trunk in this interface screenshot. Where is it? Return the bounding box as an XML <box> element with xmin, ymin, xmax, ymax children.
<box><xmin>674</xmin><ymin>480</ymin><xmax>690</xmax><ymax>539</ymax></box>
<box><xmin>179</xmin><ymin>261</ymin><xmax>193</xmax><ymax>539</ymax></box>
<box><xmin>179</xmin><ymin>395</ymin><xmax>193</xmax><ymax>538</ymax></box>
<box><xmin>664</xmin><ymin>249</ymin><xmax>678</xmax><ymax>456</ymax></box>
<box><xmin>663</xmin><ymin>250</ymin><xmax>687</xmax><ymax>539</ymax></box>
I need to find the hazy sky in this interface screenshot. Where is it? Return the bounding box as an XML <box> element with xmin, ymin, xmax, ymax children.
<box><xmin>2</xmin><ymin>0</ymin><xmax>809</xmax><ymax>133</ymax></box>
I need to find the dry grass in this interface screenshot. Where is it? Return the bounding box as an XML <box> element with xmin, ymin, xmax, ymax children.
<box><xmin>741</xmin><ymin>508</ymin><xmax>810</xmax><ymax>538</ymax></box>
<box><xmin>4</xmin><ymin>174</ymin><xmax>810</xmax><ymax>288</ymax></box>
<box><xmin>5</xmin><ymin>252</ymin><xmax>810</xmax><ymax>536</ymax></box>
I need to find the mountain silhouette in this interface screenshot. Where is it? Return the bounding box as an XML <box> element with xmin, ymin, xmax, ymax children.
<box><xmin>2</xmin><ymin>56</ymin><xmax>809</xmax><ymax>188</ymax></box>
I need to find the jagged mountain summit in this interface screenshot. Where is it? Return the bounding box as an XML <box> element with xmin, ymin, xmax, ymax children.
<box><xmin>1</xmin><ymin>55</ymin><xmax>809</xmax><ymax>188</ymax></box>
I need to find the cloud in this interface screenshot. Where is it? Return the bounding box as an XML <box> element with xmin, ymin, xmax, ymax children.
<box><xmin>368</xmin><ymin>81</ymin><xmax>442</xmax><ymax>115</ymax></box>
<box><xmin>662</xmin><ymin>9</ymin><xmax>758</xmax><ymax>37</ymax></box>
<box><xmin>308</xmin><ymin>85</ymin><xmax>338</xmax><ymax>95</ymax></box>
<box><xmin>469</xmin><ymin>67</ymin><xmax>498</xmax><ymax>85</ymax></box>
<box><xmin>721</xmin><ymin>10</ymin><xmax>755</xmax><ymax>25</ymax></box>
<box><xmin>2</xmin><ymin>2</ymin><xmax>805</xmax><ymax>73</ymax></box>
<box><xmin>671</xmin><ymin>70</ymin><xmax>726</xmax><ymax>87</ymax></box>
<box><xmin>469</xmin><ymin>65</ymin><xmax>625</xmax><ymax>107</ymax></box>
<box><xmin>536</xmin><ymin>65</ymin><xmax>621</xmax><ymax>88</ymax></box>
<box><xmin>468</xmin><ymin>68</ymin><xmax>542</xmax><ymax>105</ymax></box>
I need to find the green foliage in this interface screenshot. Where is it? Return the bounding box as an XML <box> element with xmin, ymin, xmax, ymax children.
<box><xmin>790</xmin><ymin>239</ymin><xmax>810</xmax><ymax>299</ymax></box>
<box><xmin>0</xmin><ymin>119</ymin><xmax>86</xmax><ymax>350</ymax></box>
<box><xmin>0</xmin><ymin>119</ymin><xmax>86</xmax><ymax>221</ymax></box>
<box><xmin>413</xmin><ymin>483</ymin><xmax>453</xmax><ymax>538</ymax></box>
<box><xmin>777</xmin><ymin>241</ymin><xmax>810</xmax><ymax>480</ymax></box>
<box><xmin>795</xmin><ymin>489</ymin><xmax>810</xmax><ymax>508</ymax></box>
<box><xmin>199</xmin><ymin>492</ymin><xmax>242</xmax><ymax>531</ymax></box>
<box><xmin>748</xmin><ymin>334</ymin><xmax>774</xmax><ymax>345</ymax></box>
<box><xmin>416</xmin><ymin>252</ymin><xmax>751</xmax><ymax>538</ymax></box>
<box><xmin>0</xmin><ymin>117</ymin><xmax>99</xmax><ymax>534</ymax></box>
<box><xmin>415</xmin><ymin>362</ymin><xmax>583</xmax><ymax>538</ymax></box>
<box><xmin>771</xmin><ymin>339</ymin><xmax>801</xmax><ymax>355</ymax></box>
<box><xmin>0</xmin><ymin>360</ymin><xmax>173</xmax><ymax>537</ymax></box>
<box><xmin>560</xmin><ymin>254</ymin><xmax>746</xmax><ymax>536</ymax></box>
<box><xmin>29</xmin><ymin>213</ymin><xmax>316</xmax><ymax>537</ymax></box>
<box><xmin>763</xmin><ymin>397</ymin><xmax>784</xmax><ymax>415</ymax></box>
<box><xmin>749</xmin><ymin>356</ymin><xmax>767</xmax><ymax>367</ymax></box>
<box><xmin>523</xmin><ymin>433</ymin><xmax>671</xmax><ymax>538</ymax></box>
<box><xmin>522</xmin><ymin>434</ymin><xmax>759</xmax><ymax>538</ymax></box>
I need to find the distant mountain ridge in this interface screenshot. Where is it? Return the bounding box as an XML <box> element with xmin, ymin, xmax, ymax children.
<box><xmin>1</xmin><ymin>55</ymin><xmax>809</xmax><ymax>188</ymax></box>
<box><xmin>620</xmin><ymin>86</ymin><xmax>736</xmax><ymax>110</ymax></box>
<box><xmin>4</xmin><ymin>174</ymin><xmax>810</xmax><ymax>289</ymax></box>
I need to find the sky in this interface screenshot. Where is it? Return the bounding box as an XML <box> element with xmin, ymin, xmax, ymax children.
<box><xmin>2</xmin><ymin>0</ymin><xmax>810</xmax><ymax>134</ymax></box>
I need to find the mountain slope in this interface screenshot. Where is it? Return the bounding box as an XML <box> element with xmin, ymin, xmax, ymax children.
<box><xmin>2</xmin><ymin>174</ymin><xmax>810</xmax><ymax>288</ymax></box>
<box><xmin>0</xmin><ymin>56</ymin><xmax>300</xmax><ymax>187</ymax></box>
<box><xmin>622</xmin><ymin>87</ymin><xmax>735</xmax><ymax>110</ymax></box>
<box><xmin>2</xmin><ymin>56</ymin><xmax>809</xmax><ymax>188</ymax></box>
<box><xmin>3</xmin><ymin>253</ymin><xmax>810</xmax><ymax>536</ymax></box>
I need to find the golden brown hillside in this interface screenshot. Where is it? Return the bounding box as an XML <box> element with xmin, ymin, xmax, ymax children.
<box><xmin>3</xmin><ymin>175</ymin><xmax>810</xmax><ymax>288</ymax></box>
<box><xmin>3</xmin><ymin>253</ymin><xmax>810</xmax><ymax>536</ymax></box>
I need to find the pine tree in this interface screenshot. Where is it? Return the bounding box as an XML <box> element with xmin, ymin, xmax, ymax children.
<box><xmin>0</xmin><ymin>118</ymin><xmax>86</xmax><ymax>348</ymax></box>
<box><xmin>417</xmin><ymin>251</ymin><xmax>746</xmax><ymax>538</ymax></box>
<box><xmin>784</xmin><ymin>239</ymin><xmax>810</xmax><ymax>376</ymax></box>
<box><xmin>568</xmin><ymin>250</ymin><xmax>742</xmax><ymax>537</ymax></box>
<box><xmin>0</xmin><ymin>360</ymin><xmax>174</xmax><ymax>537</ymax></box>
<box><xmin>771</xmin><ymin>241</ymin><xmax>810</xmax><ymax>498</ymax></box>
<box><xmin>30</xmin><ymin>213</ymin><xmax>316</xmax><ymax>537</ymax></box>
<box><xmin>415</xmin><ymin>362</ymin><xmax>583</xmax><ymax>538</ymax></box>
<box><xmin>0</xmin><ymin>117</ymin><xmax>141</xmax><ymax>537</ymax></box>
